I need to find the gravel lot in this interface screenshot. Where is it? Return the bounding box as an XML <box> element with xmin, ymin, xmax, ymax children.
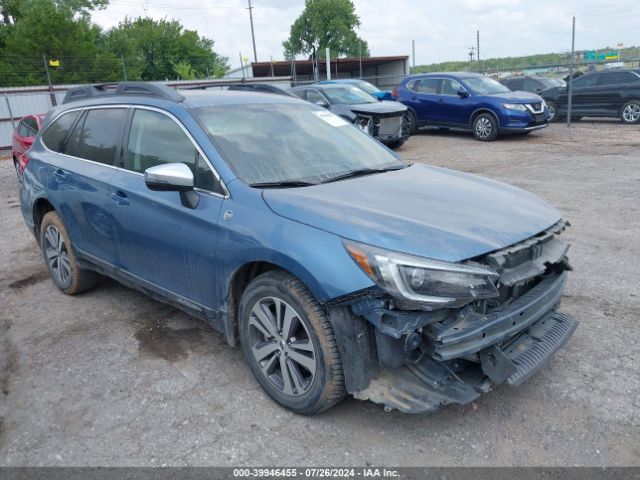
<box><xmin>0</xmin><ymin>122</ymin><xmax>639</xmax><ymax>467</ymax></box>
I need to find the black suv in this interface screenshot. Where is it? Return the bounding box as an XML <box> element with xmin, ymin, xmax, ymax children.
<box><xmin>502</xmin><ymin>76</ymin><xmax>564</xmax><ymax>94</ymax></box>
<box><xmin>541</xmin><ymin>70</ymin><xmax>640</xmax><ymax>123</ymax></box>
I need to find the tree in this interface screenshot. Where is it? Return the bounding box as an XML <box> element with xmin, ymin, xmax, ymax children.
<box><xmin>105</xmin><ymin>17</ymin><xmax>229</xmax><ymax>81</ymax></box>
<box><xmin>283</xmin><ymin>0</ymin><xmax>369</xmax><ymax>59</ymax></box>
<box><xmin>0</xmin><ymin>0</ymin><xmax>119</xmax><ymax>86</ymax></box>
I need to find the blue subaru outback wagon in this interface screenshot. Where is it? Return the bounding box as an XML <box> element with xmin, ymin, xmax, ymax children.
<box><xmin>19</xmin><ymin>82</ymin><xmax>577</xmax><ymax>414</ymax></box>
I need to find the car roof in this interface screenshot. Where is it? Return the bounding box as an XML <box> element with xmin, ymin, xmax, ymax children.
<box><xmin>53</xmin><ymin>88</ymin><xmax>305</xmax><ymax>113</ymax></box>
<box><xmin>294</xmin><ymin>83</ymin><xmax>361</xmax><ymax>90</ymax></box>
<box><xmin>318</xmin><ymin>79</ymin><xmax>365</xmax><ymax>84</ymax></box>
<box><xmin>406</xmin><ymin>72</ymin><xmax>483</xmax><ymax>80</ymax></box>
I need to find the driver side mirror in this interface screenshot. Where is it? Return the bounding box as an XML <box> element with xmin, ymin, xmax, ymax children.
<box><xmin>457</xmin><ymin>90</ymin><xmax>469</xmax><ymax>98</ymax></box>
<box><xmin>314</xmin><ymin>99</ymin><xmax>329</xmax><ymax>108</ymax></box>
<box><xmin>144</xmin><ymin>163</ymin><xmax>199</xmax><ymax>209</ymax></box>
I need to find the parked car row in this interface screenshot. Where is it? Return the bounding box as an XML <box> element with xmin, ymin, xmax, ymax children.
<box><xmin>14</xmin><ymin>81</ymin><xmax>578</xmax><ymax>415</ymax></box>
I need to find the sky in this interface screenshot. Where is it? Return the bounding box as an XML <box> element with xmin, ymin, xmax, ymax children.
<box><xmin>92</xmin><ymin>0</ymin><xmax>640</xmax><ymax>68</ymax></box>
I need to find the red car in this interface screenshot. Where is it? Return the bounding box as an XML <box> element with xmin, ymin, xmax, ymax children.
<box><xmin>12</xmin><ymin>114</ymin><xmax>45</xmax><ymax>182</ymax></box>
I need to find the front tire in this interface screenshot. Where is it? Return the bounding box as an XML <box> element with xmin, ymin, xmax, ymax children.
<box><xmin>546</xmin><ymin>101</ymin><xmax>558</xmax><ymax>122</ymax></box>
<box><xmin>40</xmin><ymin>211</ymin><xmax>98</xmax><ymax>294</ymax></box>
<box><xmin>238</xmin><ymin>270</ymin><xmax>346</xmax><ymax>414</ymax></box>
<box><xmin>404</xmin><ymin>110</ymin><xmax>418</xmax><ymax>135</ymax></box>
<box><xmin>620</xmin><ymin>100</ymin><xmax>640</xmax><ymax>124</ymax></box>
<box><xmin>472</xmin><ymin>113</ymin><xmax>499</xmax><ymax>141</ymax></box>
<box><xmin>386</xmin><ymin>138</ymin><xmax>407</xmax><ymax>149</ymax></box>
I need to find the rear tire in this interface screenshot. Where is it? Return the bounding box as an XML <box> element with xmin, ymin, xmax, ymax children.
<box><xmin>472</xmin><ymin>113</ymin><xmax>499</xmax><ymax>141</ymax></box>
<box><xmin>620</xmin><ymin>100</ymin><xmax>640</xmax><ymax>124</ymax></box>
<box><xmin>40</xmin><ymin>211</ymin><xmax>98</xmax><ymax>295</ymax></box>
<box><xmin>239</xmin><ymin>270</ymin><xmax>346</xmax><ymax>414</ymax></box>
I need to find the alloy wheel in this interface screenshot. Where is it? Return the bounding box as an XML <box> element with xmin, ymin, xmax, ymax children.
<box><xmin>475</xmin><ymin>117</ymin><xmax>492</xmax><ymax>139</ymax></box>
<box><xmin>547</xmin><ymin>104</ymin><xmax>556</xmax><ymax>122</ymax></box>
<box><xmin>43</xmin><ymin>224</ymin><xmax>72</xmax><ymax>288</ymax></box>
<box><xmin>248</xmin><ymin>296</ymin><xmax>317</xmax><ymax>397</ymax></box>
<box><xmin>622</xmin><ymin>103</ymin><xmax>640</xmax><ymax>123</ymax></box>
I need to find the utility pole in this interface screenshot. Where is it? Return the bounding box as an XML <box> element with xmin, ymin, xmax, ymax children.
<box><xmin>359</xmin><ymin>42</ymin><xmax>363</xmax><ymax>78</ymax></box>
<box><xmin>121</xmin><ymin>55</ymin><xmax>127</xmax><ymax>81</ymax></box>
<box><xmin>42</xmin><ymin>54</ymin><xmax>57</xmax><ymax>107</ymax></box>
<box><xmin>247</xmin><ymin>0</ymin><xmax>257</xmax><ymax>63</ymax></box>
<box><xmin>476</xmin><ymin>30</ymin><xmax>480</xmax><ymax>72</ymax></box>
<box><xmin>567</xmin><ymin>16</ymin><xmax>575</xmax><ymax>127</ymax></box>
<box><xmin>411</xmin><ymin>40</ymin><xmax>416</xmax><ymax>73</ymax></box>
<box><xmin>326</xmin><ymin>48</ymin><xmax>331</xmax><ymax>80</ymax></box>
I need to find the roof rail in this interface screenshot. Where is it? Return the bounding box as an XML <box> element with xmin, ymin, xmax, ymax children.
<box><xmin>62</xmin><ymin>82</ymin><xmax>185</xmax><ymax>104</ymax></box>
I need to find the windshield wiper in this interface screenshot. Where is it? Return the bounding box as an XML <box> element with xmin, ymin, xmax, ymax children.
<box><xmin>249</xmin><ymin>180</ymin><xmax>318</xmax><ymax>188</ymax></box>
<box><xmin>320</xmin><ymin>165</ymin><xmax>406</xmax><ymax>184</ymax></box>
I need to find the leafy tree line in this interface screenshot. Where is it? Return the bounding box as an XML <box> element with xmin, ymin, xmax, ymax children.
<box><xmin>414</xmin><ymin>47</ymin><xmax>640</xmax><ymax>74</ymax></box>
<box><xmin>0</xmin><ymin>0</ymin><xmax>229</xmax><ymax>87</ymax></box>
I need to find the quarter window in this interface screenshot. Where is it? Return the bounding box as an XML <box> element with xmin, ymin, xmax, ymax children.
<box><xmin>126</xmin><ymin>109</ymin><xmax>220</xmax><ymax>192</ymax></box>
<box><xmin>42</xmin><ymin>110</ymin><xmax>80</xmax><ymax>152</ymax></box>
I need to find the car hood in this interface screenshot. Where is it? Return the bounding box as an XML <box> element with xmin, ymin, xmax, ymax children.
<box><xmin>348</xmin><ymin>100</ymin><xmax>407</xmax><ymax>115</ymax></box>
<box><xmin>484</xmin><ymin>91</ymin><xmax>544</xmax><ymax>102</ymax></box>
<box><xmin>262</xmin><ymin>164</ymin><xmax>561</xmax><ymax>262</ymax></box>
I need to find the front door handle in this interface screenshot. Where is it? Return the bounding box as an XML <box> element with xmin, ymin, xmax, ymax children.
<box><xmin>53</xmin><ymin>169</ymin><xmax>67</xmax><ymax>181</ymax></box>
<box><xmin>111</xmin><ymin>190</ymin><xmax>130</xmax><ymax>206</ymax></box>
<box><xmin>438</xmin><ymin>99</ymin><xmax>444</xmax><ymax>103</ymax></box>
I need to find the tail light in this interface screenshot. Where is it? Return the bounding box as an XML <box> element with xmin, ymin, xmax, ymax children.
<box><xmin>19</xmin><ymin>153</ymin><xmax>31</xmax><ymax>173</ymax></box>
<box><xmin>391</xmin><ymin>86</ymin><xmax>399</xmax><ymax>99</ymax></box>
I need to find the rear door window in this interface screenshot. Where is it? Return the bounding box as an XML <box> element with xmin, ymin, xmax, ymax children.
<box><xmin>125</xmin><ymin>108</ymin><xmax>221</xmax><ymax>193</ymax></box>
<box><xmin>411</xmin><ymin>78</ymin><xmax>440</xmax><ymax>94</ymax></box>
<box><xmin>42</xmin><ymin>110</ymin><xmax>81</xmax><ymax>152</ymax></box>
<box><xmin>65</xmin><ymin>108</ymin><xmax>127</xmax><ymax>165</ymax></box>
<box><xmin>598</xmin><ymin>72</ymin><xmax>638</xmax><ymax>85</ymax></box>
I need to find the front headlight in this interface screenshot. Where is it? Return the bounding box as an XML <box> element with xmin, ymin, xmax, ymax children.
<box><xmin>503</xmin><ymin>103</ymin><xmax>528</xmax><ymax>111</ymax></box>
<box><xmin>344</xmin><ymin>240</ymin><xmax>499</xmax><ymax>310</ymax></box>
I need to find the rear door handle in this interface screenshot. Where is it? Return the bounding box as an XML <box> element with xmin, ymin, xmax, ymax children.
<box><xmin>53</xmin><ymin>169</ymin><xmax>67</xmax><ymax>180</ymax></box>
<box><xmin>438</xmin><ymin>99</ymin><xmax>444</xmax><ymax>103</ymax></box>
<box><xmin>111</xmin><ymin>190</ymin><xmax>130</xmax><ymax>206</ymax></box>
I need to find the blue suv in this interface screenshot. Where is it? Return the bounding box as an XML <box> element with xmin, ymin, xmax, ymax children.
<box><xmin>394</xmin><ymin>72</ymin><xmax>549</xmax><ymax>141</ymax></box>
<box><xmin>19</xmin><ymin>82</ymin><xmax>577</xmax><ymax>414</ymax></box>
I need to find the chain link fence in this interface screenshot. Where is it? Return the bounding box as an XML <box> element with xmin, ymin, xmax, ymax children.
<box><xmin>2</xmin><ymin>53</ymin><xmax>640</xmax><ymax>149</ymax></box>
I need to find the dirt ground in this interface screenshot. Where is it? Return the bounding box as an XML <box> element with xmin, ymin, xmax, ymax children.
<box><xmin>0</xmin><ymin>122</ymin><xmax>639</xmax><ymax>467</ymax></box>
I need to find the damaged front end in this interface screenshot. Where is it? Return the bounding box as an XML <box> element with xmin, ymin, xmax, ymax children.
<box><xmin>329</xmin><ymin>220</ymin><xmax>578</xmax><ymax>413</ymax></box>
<box><xmin>353</xmin><ymin>111</ymin><xmax>407</xmax><ymax>145</ymax></box>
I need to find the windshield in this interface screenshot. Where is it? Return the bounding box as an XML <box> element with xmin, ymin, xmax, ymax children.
<box><xmin>194</xmin><ymin>103</ymin><xmax>404</xmax><ymax>186</ymax></box>
<box><xmin>464</xmin><ymin>77</ymin><xmax>511</xmax><ymax>95</ymax></box>
<box><xmin>322</xmin><ymin>86</ymin><xmax>377</xmax><ymax>105</ymax></box>
<box><xmin>356</xmin><ymin>81</ymin><xmax>381</xmax><ymax>95</ymax></box>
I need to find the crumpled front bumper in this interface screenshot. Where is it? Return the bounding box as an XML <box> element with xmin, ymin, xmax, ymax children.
<box><xmin>353</xmin><ymin>272</ymin><xmax>578</xmax><ymax>413</ymax></box>
<box><xmin>354</xmin><ymin>310</ymin><xmax>577</xmax><ymax>413</ymax></box>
